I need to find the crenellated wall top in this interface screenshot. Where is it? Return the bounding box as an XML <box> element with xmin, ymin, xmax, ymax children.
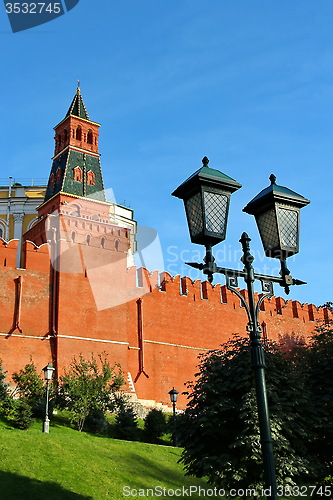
<box><xmin>0</xmin><ymin>239</ymin><xmax>331</xmax><ymax>325</ymax></box>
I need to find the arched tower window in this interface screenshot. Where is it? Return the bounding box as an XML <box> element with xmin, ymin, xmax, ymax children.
<box><xmin>76</xmin><ymin>126</ymin><xmax>82</xmax><ymax>141</ymax></box>
<box><xmin>56</xmin><ymin>167</ymin><xmax>62</xmax><ymax>183</ymax></box>
<box><xmin>86</xmin><ymin>170</ymin><xmax>95</xmax><ymax>185</ymax></box>
<box><xmin>63</xmin><ymin>129</ymin><xmax>68</xmax><ymax>142</ymax></box>
<box><xmin>101</xmin><ymin>237</ymin><xmax>105</xmax><ymax>248</ymax></box>
<box><xmin>73</xmin><ymin>166</ymin><xmax>82</xmax><ymax>182</ymax></box>
<box><xmin>57</xmin><ymin>134</ymin><xmax>62</xmax><ymax>149</ymax></box>
<box><xmin>71</xmin><ymin>231</ymin><xmax>76</xmax><ymax>243</ymax></box>
<box><xmin>86</xmin><ymin>234</ymin><xmax>91</xmax><ymax>245</ymax></box>
<box><xmin>115</xmin><ymin>240</ymin><xmax>120</xmax><ymax>251</ymax></box>
<box><xmin>87</xmin><ymin>130</ymin><xmax>93</xmax><ymax>144</ymax></box>
<box><xmin>0</xmin><ymin>220</ymin><xmax>7</xmax><ymax>241</ymax></box>
<box><xmin>49</xmin><ymin>173</ymin><xmax>55</xmax><ymax>189</ymax></box>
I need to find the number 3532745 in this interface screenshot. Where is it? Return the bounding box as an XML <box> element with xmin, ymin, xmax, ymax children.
<box><xmin>6</xmin><ymin>3</ymin><xmax>62</xmax><ymax>14</ymax></box>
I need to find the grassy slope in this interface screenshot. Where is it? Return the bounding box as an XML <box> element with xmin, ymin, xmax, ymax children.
<box><xmin>0</xmin><ymin>418</ymin><xmax>209</xmax><ymax>500</ymax></box>
<box><xmin>0</xmin><ymin>418</ymin><xmax>321</xmax><ymax>500</ymax></box>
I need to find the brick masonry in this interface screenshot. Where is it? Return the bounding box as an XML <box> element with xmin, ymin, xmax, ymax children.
<box><xmin>0</xmin><ymin>237</ymin><xmax>331</xmax><ymax>410</ymax></box>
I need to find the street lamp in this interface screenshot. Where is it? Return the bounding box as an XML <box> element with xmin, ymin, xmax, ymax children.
<box><xmin>42</xmin><ymin>364</ymin><xmax>55</xmax><ymax>433</ymax></box>
<box><xmin>243</xmin><ymin>174</ymin><xmax>310</xmax><ymax>293</ymax></box>
<box><xmin>172</xmin><ymin>157</ymin><xmax>241</xmax><ymax>281</ymax></box>
<box><xmin>169</xmin><ymin>388</ymin><xmax>179</xmax><ymax>447</ymax></box>
<box><xmin>172</xmin><ymin>157</ymin><xmax>310</xmax><ymax>500</ymax></box>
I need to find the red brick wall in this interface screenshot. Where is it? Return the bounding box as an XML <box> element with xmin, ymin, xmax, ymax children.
<box><xmin>0</xmin><ymin>239</ymin><xmax>331</xmax><ymax>409</ymax></box>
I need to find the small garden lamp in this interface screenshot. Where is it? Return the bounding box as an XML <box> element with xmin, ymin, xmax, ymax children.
<box><xmin>43</xmin><ymin>364</ymin><xmax>55</xmax><ymax>382</ymax></box>
<box><xmin>42</xmin><ymin>364</ymin><xmax>55</xmax><ymax>433</ymax></box>
<box><xmin>169</xmin><ymin>388</ymin><xmax>179</xmax><ymax>446</ymax></box>
<box><xmin>169</xmin><ymin>387</ymin><xmax>179</xmax><ymax>405</ymax></box>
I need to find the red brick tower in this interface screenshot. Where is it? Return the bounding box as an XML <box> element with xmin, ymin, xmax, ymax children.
<box><xmin>23</xmin><ymin>85</ymin><xmax>130</xmax><ymax>254</ymax></box>
<box><xmin>20</xmin><ymin>86</ymin><xmax>131</xmax><ymax>373</ymax></box>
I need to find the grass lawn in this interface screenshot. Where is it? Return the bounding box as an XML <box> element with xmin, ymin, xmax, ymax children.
<box><xmin>0</xmin><ymin>417</ymin><xmax>326</xmax><ymax>499</ymax></box>
<box><xmin>0</xmin><ymin>417</ymin><xmax>210</xmax><ymax>500</ymax></box>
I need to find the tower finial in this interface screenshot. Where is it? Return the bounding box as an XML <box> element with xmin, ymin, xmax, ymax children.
<box><xmin>202</xmin><ymin>156</ymin><xmax>209</xmax><ymax>166</ymax></box>
<box><xmin>77</xmin><ymin>79</ymin><xmax>81</xmax><ymax>94</ymax></box>
<box><xmin>269</xmin><ymin>174</ymin><xmax>276</xmax><ymax>185</ymax></box>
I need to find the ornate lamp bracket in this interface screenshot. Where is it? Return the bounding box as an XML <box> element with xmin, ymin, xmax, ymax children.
<box><xmin>225</xmin><ymin>274</ymin><xmax>274</xmax><ymax>334</ymax></box>
<box><xmin>225</xmin><ymin>273</ymin><xmax>251</xmax><ymax>321</ymax></box>
<box><xmin>255</xmin><ymin>279</ymin><xmax>274</xmax><ymax>324</ymax></box>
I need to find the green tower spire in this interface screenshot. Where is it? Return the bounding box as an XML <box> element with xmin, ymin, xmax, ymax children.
<box><xmin>44</xmin><ymin>87</ymin><xmax>105</xmax><ymax>203</ymax></box>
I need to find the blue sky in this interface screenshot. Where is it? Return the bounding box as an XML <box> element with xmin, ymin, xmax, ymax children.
<box><xmin>1</xmin><ymin>0</ymin><xmax>333</xmax><ymax>307</ymax></box>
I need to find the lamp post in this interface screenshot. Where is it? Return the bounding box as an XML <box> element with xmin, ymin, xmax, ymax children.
<box><xmin>169</xmin><ymin>388</ymin><xmax>179</xmax><ymax>446</ymax></box>
<box><xmin>172</xmin><ymin>157</ymin><xmax>309</xmax><ymax>500</ymax></box>
<box><xmin>42</xmin><ymin>364</ymin><xmax>55</xmax><ymax>433</ymax></box>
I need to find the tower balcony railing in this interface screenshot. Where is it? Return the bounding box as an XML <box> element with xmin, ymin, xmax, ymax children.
<box><xmin>0</xmin><ymin>178</ymin><xmax>48</xmax><ymax>188</ymax></box>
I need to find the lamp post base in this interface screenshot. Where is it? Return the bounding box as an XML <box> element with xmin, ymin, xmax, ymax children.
<box><xmin>43</xmin><ymin>418</ymin><xmax>50</xmax><ymax>433</ymax></box>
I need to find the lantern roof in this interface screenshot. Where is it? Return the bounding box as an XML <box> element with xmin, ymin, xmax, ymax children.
<box><xmin>172</xmin><ymin>157</ymin><xmax>242</xmax><ymax>199</ymax></box>
<box><xmin>243</xmin><ymin>174</ymin><xmax>310</xmax><ymax>214</ymax></box>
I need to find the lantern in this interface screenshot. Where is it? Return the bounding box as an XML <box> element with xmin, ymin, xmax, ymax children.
<box><xmin>243</xmin><ymin>174</ymin><xmax>310</xmax><ymax>259</ymax></box>
<box><xmin>43</xmin><ymin>364</ymin><xmax>55</xmax><ymax>381</ymax></box>
<box><xmin>172</xmin><ymin>157</ymin><xmax>241</xmax><ymax>246</ymax></box>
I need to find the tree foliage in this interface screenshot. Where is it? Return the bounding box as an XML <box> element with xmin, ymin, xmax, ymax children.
<box><xmin>178</xmin><ymin>333</ymin><xmax>329</xmax><ymax>492</ymax></box>
<box><xmin>11</xmin><ymin>361</ymin><xmax>44</xmax><ymax>407</ymax></box>
<box><xmin>0</xmin><ymin>360</ymin><xmax>9</xmax><ymax>405</ymax></box>
<box><xmin>115</xmin><ymin>404</ymin><xmax>138</xmax><ymax>441</ymax></box>
<box><xmin>58</xmin><ymin>354</ymin><xmax>123</xmax><ymax>431</ymax></box>
<box><xmin>10</xmin><ymin>398</ymin><xmax>34</xmax><ymax>430</ymax></box>
<box><xmin>305</xmin><ymin>322</ymin><xmax>333</xmax><ymax>475</ymax></box>
<box><xmin>144</xmin><ymin>408</ymin><xmax>167</xmax><ymax>443</ymax></box>
<box><xmin>320</xmin><ymin>301</ymin><xmax>333</xmax><ymax>313</ymax></box>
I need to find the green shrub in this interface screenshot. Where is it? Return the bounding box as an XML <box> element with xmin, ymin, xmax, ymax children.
<box><xmin>144</xmin><ymin>408</ymin><xmax>167</xmax><ymax>443</ymax></box>
<box><xmin>115</xmin><ymin>406</ymin><xmax>138</xmax><ymax>441</ymax></box>
<box><xmin>58</xmin><ymin>354</ymin><xmax>123</xmax><ymax>432</ymax></box>
<box><xmin>84</xmin><ymin>408</ymin><xmax>108</xmax><ymax>434</ymax></box>
<box><xmin>12</xmin><ymin>361</ymin><xmax>44</xmax><ymax>408</ymax></box>
<box><xmin>1</xmin><ymin>396</ymin><xmax>16</xmax><ymax>420</ymax></box>
<box><xmin>10</xmin><ymin>399</ymin><xmax>34</xmax><ymax>430</ymax></box>
<box><xmin>0</xmin><ymin>360</ymin><xmax>9</xmax><ymax>414</ymax></box>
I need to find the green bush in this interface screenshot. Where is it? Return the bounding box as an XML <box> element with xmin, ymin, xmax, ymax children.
<box><xmin>0</xmin><ymin>360</ymin><xmax>9</xmax><ymax>414</ymax></box>
<box><xmin>84</xmin><ymin>408</ymin><xmax>108</xmax><ymax>435</ymax></box>
<box><xmin>10</xmin><ymin>399</ymin><xmax>34</xmax><ymax>430</ymax></box>
<box><xmin>115</xmin><ymin>406</ymin><xmax>138</xmax><ymax>441</ymax></box>
<box><xmin>58</xmin><ymin>354</ymin><xmax>123</xmax><ymax>432</ymax></box>
<box><xmin>1</xmin><ymin>396</ymin><xmax>16</xmax><ymax>420</ymax></box>
<box><xmin>144</xmin><ymin>408</ymin><xmax>167</xmax><ymax>443</ymax></box>
<box><xmin>31</xmin><ymin>395</ymin><xmax>52</xmax><ymax>419</ymax></box>
<box><xmin>12</xmin><ymin>361</ymin><xmax>44</xmax><ymax>408</ymax></box>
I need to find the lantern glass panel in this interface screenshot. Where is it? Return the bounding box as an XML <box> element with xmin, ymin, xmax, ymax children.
<box><xmin>43</xmin><ymin>365</ymin><xmax>55</xmax><ymax>380</ymax></box>
<box><xmin>256</xmin><ymin>208</ymin><xmax>279</xmax><ymax>253</ymax></box>
<box><xmin>277</xmin><ymin>207</ymin><xmax>298</xmax><ymax>250</ymax></box>
<box><xmin>185</xmin><ymin>192</ymin><xmax>204</xmax><ymax>238</ymax></box>
<box><xmin>169</xmin><ymin>389</ymin><xmax>179</xmax><ymax>403</ymax></box>
<box><xmin>203</xmin><ymin>191</ymin><xmax>228</xmax><ymax>236</ymax></box>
